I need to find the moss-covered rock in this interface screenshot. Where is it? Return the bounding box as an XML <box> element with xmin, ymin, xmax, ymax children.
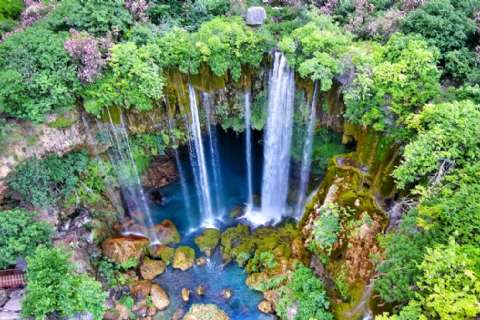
<box><xmin>149</xmin><ymin>244</ymin><xmax>175</xmax><ymax>265</ymax></box>
<box><xmin>154</xmin><ymin>220</ymin><xmax>180</xmax><ymax>245</ymax></box>
<box><xmin>140</xmin><ymin>257</ymin><xmax>165</xmax><ymax>280</ymax></box>
<box><xmin>220</xmin><ymin>224</ymin><xmax>253</xmax><ymax>265</ymax></box>
<box><xmin>172</xmin><ymin>246</ymin><xmax>195</xmax><ymax>271</ymax></box>
<box><xmin>194</xmin><ymin>228</ymin><xmax>221</xmax><ymax>256</ymax></box>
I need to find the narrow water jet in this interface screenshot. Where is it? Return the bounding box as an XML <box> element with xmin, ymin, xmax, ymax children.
<box><xmin>294</xmin><ymin>82</ymin><xmax>319</xmax><ymax>219</ymax></box>
<box><xmin>202</xmin><ymin>92</ymin><xmax>224</xmax><ymax>214</ymax></box>
<box><xmin>246</xmin><ymin>52</ymin><xmax>296</xmax><ymax>225</ymax></box>
<box><xmin>187</xmin><ymin>84</ymin><xmax>215</xmax><ymax>227</ymax></box>
<box><xmin>244</xmin><ymin>89</ymin><xmax>254</xmax><ymax>209</ymax></box>
<box><xmin>167</xmin><ymin>119</ymin><xmax>194</xmax><ymax>224</ymax></box>
<box><xmin>103</xmin><ymin>110</ymin><xmax>159</xmax><ymax>244</ymax></box>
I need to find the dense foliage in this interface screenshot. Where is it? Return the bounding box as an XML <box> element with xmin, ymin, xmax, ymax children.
<box><xmin>22</xmin><ymin>246</ymin><xmax>106</xmax><ymax>320</ymax></box>
<box><xmin>8</xmin><ymin>152</ymin><xmax>89</xmax><ymax>208</ymax></box>
<box><xmin>0</xmin><ymin>209</ymin><xmax>52</xmax><ymax>269</ymax></box>
<box><xmin>276</xmin><ymin>265</ymin><xmax>333</xmax><ymax>320</ymax></box>
<box><xmin>0</xmin><ymin>25</ymin><xmax>80</xmax><ymax>122</ymax></box>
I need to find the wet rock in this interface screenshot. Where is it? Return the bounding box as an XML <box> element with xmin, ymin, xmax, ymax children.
<box><xmin>148</xmin><ymin>189</ymin><xmax>166</xmax><ymax>205</ymax></box>
<box><xmin>102</xmin><ymin>235</ymin><xmax>149</xmax><ymax>264</ymax></box>
<box><xmin>151</xmin><ymin>284</ymin><xmax>170</xmax><ymax>311</ymax></box>
<box><xmin>228</xmin><ymin>206</ymin><xmax>242</xmax><ymax>219</ymax></box>
<box><xmin>291</xmin><ymin>237</ymin><xmax>304</xmax><ymax>258</ymax></box>
<box><xmin>183</xmin><ymin>304</ymin><xmax>229</xmax><ymax>320</ymax></box>
<box><xmin>195</xmin><ymin>257</ymin><xmax>207</xmax><ymax>266</ymax></box>
<box><xmin>140</xmin><ymin>258</ymin><xmax>165</xmax><ymax>280</ymax></box>
<box><xmin>195</xmin><ymin>285</ymin><xmax>206</xmax><ymax>296</ymax></box>
<box><xmin>149</xmin><ymin>245</ymin><xmax>175</xmax><ymax>265</ymax></box>
<box><xmin>172</xmin><ymin>308</ymin><xmax>185</xmax><ymax>320</ymax></box>
<box><xmin>263</xmin><ymin>289</ymin><xmax>280</xmax><ymax>306</ymax></box>
<box><xmin>142</xmin><ymin>158</ymin><xmax>178</xmax><ymax>188</ymax></box>
<box><xmin>194</xmin><ymin>228</ymin><xmax>220</xmax><ymax>257</ymax></box>
<box><xmin>154</xmin><ymin>220</ymin><xmax>180</xmax><ymax>245</ymax></box>
<box><xmin>181</xmin><ymin>288</ymin><xmax>190</xmax><ymax>302</ymax></box>
<box><xmin>258</xmin><ymin>300</ymin><xmax>273</xmax><ymax>314</ymax></box>
<box><xmin>245</xmin><ymin>6</ymin><xmax>266</xmax><ymax>26</ymax></box>
<box><xmin>173</xmin><ymin>246</ymin><xmax>195</xmax><ymax>271</ymax></box>
<box><xmin>220</xmin><ymin>288</ymin><xmax>232</xmax><ymax>300</ymax></box>
<box><xmin>131</xmin><ymin>280</ymin><xmax>152</xmax><ymax>300</ymax></box>
<box><xmin>245</xmin><ymin>272</ymin><xmax>268</xmax><ymax>290</ymax></box>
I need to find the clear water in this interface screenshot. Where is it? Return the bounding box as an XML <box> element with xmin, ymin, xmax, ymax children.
<box><xmin>149</xmin><ymin>129</ymin><xmax>269</xmax><ymax>319</ymax></box>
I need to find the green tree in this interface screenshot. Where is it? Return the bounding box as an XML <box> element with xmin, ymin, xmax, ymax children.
<box><xmin>22</xmin><ymin>246</ymin><xmax>107</xmax><ymax>320</ymax></box>
<box><xmin>0</xmin><ymin>209</ymin><xmax>52</xmax><ymax>269</ymax></box>
<box><xmin>344</xmin><ymin>33</ymin><xmax>440</xmax><ymax>134</ymax></box>
<box><xmin>280</xmin><ymin>14</ymin><xmax>352</xmax><ymax>91</ymax></box>
<box><xmin>393</xmin><ymin>100</ymin><xmax>480</xmax><ymax>188</ymax></box>
<box><xmin>0</xmin><ymin>25</ymin><xmax>80</xmax><ymax>122</ymax></box>
<box><xmin>83</xmin><ymin>42</ymin><xmax>164</xmax><ymax>115</ymax></box>
<box><xmin>47</xmin><ymin>0</ymin><xmax>133</xmax><ymax>36</ymax></box>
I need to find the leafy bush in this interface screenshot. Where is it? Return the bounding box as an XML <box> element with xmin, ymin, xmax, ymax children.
<box><xmin>393</xmin><ymin>100</ymin><xmax>480</xmax><ymax>188</ymax></box>
<box><xmin>444</xmin><ymin>48</ymin><xmax>480</xmax><ymax>84</ymax></box>
<box><xmin>47</xmin><ymin>0</ymin><xmax>133</xmax><ymax>36</ymax></box>
<box><xmin>193</xmin><ymin>16</ymin><xmax>273</xmax><ymax>80</ymax></box>
<box><xmin>276</xmin><ymin>265</ymin><xmax>334</xmax><ymax>320</ymax></box>
<box><xmin>0</xmin><ymin>25</ymin><xmax>80</xmax><ymax>122</ymax></box>
<box><xmin>0</xmin><ymin>0</ymin><xmax>23</xmax><ymax>20</ymax></box>
<box><xmin>280</xmin><ymin>14</ymin><xmax>352</xmax><ymax>91</ymax></box>
<box><xmin>0</xmin><ymin>209</ymin><xmax>52</xmax><ymax>269</ymax></box>
<box><xmin>83</xmin><ymin>42</ymin><xmax>164</xmax><ymax>115</ymax></box>
<box><xmin>22</xmin><ymin>246</ymin><xmax>106</xmax><ymax>320</ymax></box>
<box><xmin>375</xmin><ymin>211</ymin><xmax>432</xmax><ymax>304</ymax></box>
<box><xmin>344</xmin><ymin>33</ymin><xmax>440</xmax><ymax>135</ymax></box>
<box><xmin>311</xmin><ymin>204</ymin><xmax>341</xmax><ymax>258</ymax></box>
<box><xmin>402</xmin><ymin>0</ymin><xmax>476</xmax><ymax>56</ymax></box>
<box><xmin>8</xmin><ymin>151</ymin><xmax>89</xmax><ymax>208</ymax></box>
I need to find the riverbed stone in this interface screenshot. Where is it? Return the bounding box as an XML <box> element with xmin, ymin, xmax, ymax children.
<box><xmin>173</xmin><ymin>246</ymin><xmax>195</xmax><ymax>271</ymax></box>
<box><xmin>151</xmin><ymin>284</ymin><xmax>170</xmax><ymax>310</ymax></box>
<box><xmin>245</xmin><ymin>6</ymin><xmax>266</xmax><ymax>26</ymax></box>
<box><xmin>181</xmin><ymin>288</ymin><xmax>190</xmax><ymax>302</ymax></box>
<box><xmin>102</xmin><ymin>235</ymin><xmax>149</xmax><ymax>264</ymax></box>
<box><xmin>258</xmin><ymin>300</ymin><xmax>273</xmax><ymax>314</ymax></box>
<box><xmin>183</xmin><ymin>304</ymin><xmax>229</xmax><ymax>320</ymax></box>
<box><xmin>194</xmin><ymin>228</ymin><xmax>220</xmax><ymax>257</ymax></box>
<box><xmin>140</xmin><ymin>258</ymin><xmax>166</xmax><ymax>280</ymax></box>
<box><xmin>131</xmin><ymin>280</ymin><xmax>152</xmax><ymax>300</ymax></box>
<box><xmin>154</xmin><ymin>220</ymin><xmax>180</xmax><ymax>244</ymax></box>
<box><xmin>195</xmin><ymin>257</ymin><xmax>207</xmax><ymax>266</ymax></box>
<box><xmin>220</xmin><ymin>288</ymin><xmax>232</xmax><ymax>300</ymax></box>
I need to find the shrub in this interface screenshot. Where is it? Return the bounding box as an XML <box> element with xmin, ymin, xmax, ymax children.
<box><xmin>276</xmin><ymin>265</ymin><xmax>334</xmax><ymax>320</ymax></box>
<box><xmin>22</xmin><ymin>246</ymin><xmax>106</xmax><ymax>320</ymax></box>
<box><xmin>0</xmin><ymin>209</ymin><xmax>52</xmax><ymax>269</ymax></box>
<box><xmin>83</xmin><ymin>42</ymin><xmax>164</xmax><ymax>115</ymax></box>
<box><xmin>0</xmin><ymin>25</ymin><xmax>80</xmax><ymax>122</ymax></box>
<box><xmin>47</xmin><ymin>0</ymin><xmax>133</xmax><ymax>36</ymax></box>
<box><xmin>393</xmin><ymin>100</ymin><xmax>480</xmax><ymax>188</ymax></box>
<box><xmin>0</xmin><ymin>0</ymin><xmax>23</xmax><ymax>20</ymax></box>
<box><xmin>311</xmin><ymin>204</ymin><xmax>341</xmax><ymax>259</ymax></box>
<box><xmin>8</xmin><ymin>151</ymin><xmax>89</xmax><ymax>208</ymax></box>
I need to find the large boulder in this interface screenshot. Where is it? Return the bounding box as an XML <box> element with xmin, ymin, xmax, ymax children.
<box><xmin>183</xmin><ymin>304</ymin><xmax>229</xmax><ymax>320</ymax></box>
<box><xmin>140</xmin><ymin>258</ymin><xmax>165</xmax><ymax>280</ymax></box>
<box><xmin>151</xmin><ymin>284</ymin><xmax>170</xmax><ymax>311</ymax></box>
<box><xmin>154</xmin><ymin>220</ymin><xmax>180</xmax><ymax>245</ymax></box>
<box><xmin>149</xmin><ymin>244</ymin><xmax>175</xmax><ymax>265</ymax></box>
<box><xmin>245</xmin><ymin>6</ymin><xmax>266</xmax><ymax>26</ymax></box>
<box><xmin>102</xmin><ymin>236</ymin><xmax>149</xmax><ymax>264</ymax></box>
<box><xmin>194</xmin><ymin>228</ymin><xmax>220</xmax><ymax>257</ymax></box>
<box><xmin>173</xmin><ymin>246</ymin><xmax>195</xmax><ymax>271</ymax></box>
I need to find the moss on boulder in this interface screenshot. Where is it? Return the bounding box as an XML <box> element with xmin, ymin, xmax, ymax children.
<box><xmin>194</xmin><ymin>228</ymin><xmax>221</xmax><ymax>256</ymax></box>
<box><xmin>183</xmin><ymin>304</ymin><xmax>229</xmax><ymax>320</ymax></box>
<box><xmin>172</xmin><ymin>246</ymin><xmax>195</xmax><ymax>271</ymax></box>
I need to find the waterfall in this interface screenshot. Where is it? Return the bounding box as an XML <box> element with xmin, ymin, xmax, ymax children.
<box><xmin>202</xmin><ymin>92</ymin><xmax>224</xmax><ymax>214</ymax></box>
<box><xmin>103</xmin><ymin>110</ymin><xmax>159</xmax><ymax>244</ymax></box>
<box><xmin>244</xmin><ymin>89</ymin><xmax>254</xmax><ymax>209</ymax></box>
<box><xmin>246</xmin><ymin>52</ymin><xmax>295</xmax><ymax>225</ymax></box>
<box><xmin>187</xmin><ymin>84</ymin><xmax>215</xmax><ymax>227</ymax></box>
<box><xmin>294</xmin><ymin>82</ymin><xmax>319</xmax><ymax>219</ymax></box>
<box><xmin>167</xmin><ymin>119</ymin><xmax>194</xmax><ymax>224</ymax></box>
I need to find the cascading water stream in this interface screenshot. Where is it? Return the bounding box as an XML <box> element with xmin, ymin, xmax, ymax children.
<box><xmin>187</xmin><ymin>84</ymin><xmax>215</xmax><ymax>227</ymax></box>
<box><xmin>167</xmin><ymin>118</ymin><xmax>194</xmax><ymax>225</ymax></box>
<box><xmin>294</xmin><ymin>81</ymin><xmax>319</xmax><ymax>219</ymax></box>
<box><xmin>245</xmin><ymin>52</ymin><xmax>296</xmax><ymax>225</ymax></box>
<box><xmin>244</xmin><ymin>89</ymin><xmax>254</xmax><ymax>209</ymax></box>
<box><xmin>202</xmin><ymin>92</ymin><xmax>224</xmax><ymax>214</ymax></box>
<box><xmin>103</xmin><ymin>110</ymin><xmax>159</xmax><ymax>244</ymax></box>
